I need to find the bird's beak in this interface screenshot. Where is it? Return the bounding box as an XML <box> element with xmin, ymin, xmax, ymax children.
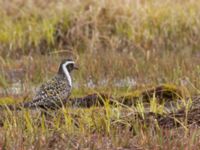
<box><xmin>74</xmin><ymin>64</ymin><xmax>79</xmax><ymax>70</ymax></box>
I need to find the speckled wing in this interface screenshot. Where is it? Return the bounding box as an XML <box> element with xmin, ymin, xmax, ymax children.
<box><xmin>23</xmin><ymin>75</ymin><xmax>71</xmax><ymax>109</ymax></box>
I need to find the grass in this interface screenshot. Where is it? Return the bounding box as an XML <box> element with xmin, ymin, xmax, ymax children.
<box><xmin>0</xmin><ymin>101</ymin><xmax>200</xmax><ymax>149</ymax></box>
<box><xmin>1</xmin><ymin>0</ymin><xmax>200</xmax><ymax>149</ymax></box>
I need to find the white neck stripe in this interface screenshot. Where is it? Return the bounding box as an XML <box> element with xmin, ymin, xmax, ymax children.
<box><xmin>62</xmin><ymin>61</ymin><xmax>74</xmax><ymax>87</ymax></box>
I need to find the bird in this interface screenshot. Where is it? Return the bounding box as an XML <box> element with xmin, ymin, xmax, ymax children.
<box><xmin>2</xmin><ymin>58</ymin><xmax>78</xmax><ymax>111</ymax></box>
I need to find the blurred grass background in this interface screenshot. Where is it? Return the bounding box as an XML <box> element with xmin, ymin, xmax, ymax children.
<box><xmin>1</xmin><ymin>0</ymin><xmax>200</xmax><ymax>149</ymax></box>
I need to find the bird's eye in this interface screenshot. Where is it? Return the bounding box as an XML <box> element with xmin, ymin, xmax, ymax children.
<box><xmin>67</xmin><ymin>64</ymin><xmax>74</xmax><ymax>69</ymax></box>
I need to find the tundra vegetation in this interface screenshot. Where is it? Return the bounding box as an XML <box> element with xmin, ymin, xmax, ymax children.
<box><xmin>1</xmin><ymin>0</ymin><xmax>200</xmax><ymax>149</ymax></box>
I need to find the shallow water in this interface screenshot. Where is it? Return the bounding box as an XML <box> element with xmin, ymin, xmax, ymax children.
<box><xmin>83</xmin><ymin>77</ymin><xmax>137</xmax><ymax>88</ymax></box>
<box><xmin>0</xmin><ymin>81</ymin><xmax>24</xmax><ymax>96</ymax></box>
<box><xmin>0</xmin><ymin>77</ymin><xmax>137</xmax><ymax>96</ymax></box>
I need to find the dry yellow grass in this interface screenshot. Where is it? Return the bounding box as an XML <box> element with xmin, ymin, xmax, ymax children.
<box><xmin>1</xmin><ymin>0</ymin><xmax>200</xmax><ymax>149</ymax></box>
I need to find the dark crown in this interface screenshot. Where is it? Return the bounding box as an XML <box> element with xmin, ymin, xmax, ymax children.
<box><xmin>58</xmin><ymin>59</ymin><xmax>76</xmax><ymax>75</ymax></box>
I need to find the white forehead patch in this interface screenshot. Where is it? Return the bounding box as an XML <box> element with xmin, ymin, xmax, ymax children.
<box><xmin>62</xmin><ymin>61</ymin><xmax>75</xmax><ymax>87</ymax></box>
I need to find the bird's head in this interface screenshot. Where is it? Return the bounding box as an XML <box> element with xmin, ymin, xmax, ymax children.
<box><xmin>58</xmin><ymin>59</ymin><xmax>78</xmax><ymax>75</ymax></box>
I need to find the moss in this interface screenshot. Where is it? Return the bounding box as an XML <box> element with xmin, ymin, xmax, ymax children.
<box><xmin>0</xmin><ymin>74</ymin><xmax>8</xmax><ymax>88</ymax></box>
<box><xmin>0</xmin><ymin>97</ymin><xmax>15</xmax><ymax>105</ymax></box>
<box><xmin>68</xmin><ymin>84</ymin><xmax>183</xmax><ymax>108</ymax></box>
<box><xmin>116</xmin><ymin>84</ymin><xmax>183</xmax><ymax>104</ymax></box>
